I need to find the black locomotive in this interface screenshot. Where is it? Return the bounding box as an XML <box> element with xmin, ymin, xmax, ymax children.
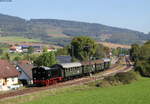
<box><xmin>32</xmin><ymin>58</ymin><xmax>110</xmax><ymax>86</ymax></box>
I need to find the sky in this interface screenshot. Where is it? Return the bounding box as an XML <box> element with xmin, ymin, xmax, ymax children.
<box><xmin>0</xmin><ymin>0</ymin><xmax>149</xmax><ymax>33</ymax></box>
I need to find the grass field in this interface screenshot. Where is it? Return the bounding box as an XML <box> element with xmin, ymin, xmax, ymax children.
<box><xmin>0</xmin><ymin>36</ymin><xmax>40</xmax><ymax>42</ymax></box>
<box><xmin>1</xmin><ymin>77</ymin><xmax>150</xmax><ymax>104</ymax></box>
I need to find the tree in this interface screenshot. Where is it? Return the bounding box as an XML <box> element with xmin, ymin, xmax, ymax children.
<box><xmin>0</xmin><ymin>49</ymin><xmax>3</xmax><ymax>55</ymax></box>
<box><xmin>69</xmin><ymin>36</ymin><xmax>97</xmax><ymax>61</ymax></box>
<box><xmin>94</xmin><ymin>44</ymin><xmax>105</xmax><ymax>59</ymax></box>
<box><xmin>28</xmin><ymin>46</ymin><xmax>34</xmax><ymax>54</ymax></box>
<box><xmin>103</xmin><ymin>46</ymin><xmax>110</xmax><ymax>57</ymax></box>
<box><xmin>43</xmin><ymin>46</ymin><xmax>48</xmax><ymax>52</ymax></box>
<box><xmin>130</xmin><ymin>44</ymin><xmax>140</xmax><ymax>62</ymax></box>
<box><xmin>56</xmin><ymin>46</ymin><xmax>69</xmax><ymax>56</ymax></box>
<box><xmin>13</xmin><ymin>56</ymin><xmax>22</xmax><ymax>61</ymax></box>
<box><xmin>1</xmin><ymin>52</ymin><xmax>10</xmax><ymax>60</ymax></box>
<box><xmin>23</xmin><ymin>54</ymin><xmax>38</xmax><ymax>61</ymax></box>
<box><xmin>34</xmin><ymin>52</ymin><xmax>57</xmax><ymax>67</ymax></box>
<box><xmin>132</xmin><ymin>41</ymin><xmax>150</xmax><ymax>77</ymax></box>
<box><xmin>140</xmin><ymin>43</ymin><xmax>150</xmax><ymax>60</ymax></box>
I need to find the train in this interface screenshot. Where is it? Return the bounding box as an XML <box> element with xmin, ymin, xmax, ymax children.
<box><xmin>32</xmin><ymin>58</ymin><xmax>111</xmax><ymax>86</ymax></box>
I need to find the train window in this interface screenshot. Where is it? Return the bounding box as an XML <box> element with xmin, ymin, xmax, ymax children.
<box><xmin>67</xmin><ymin>69</ymin><xmax>70</xmax><ymax>72</ymax></box>
<box><xmin>66</xmin><ymin>69</ymin><xmax>68</xmax><ymax>72</ymax></box>
<box><xmin>48</xmin><ymin>74</ymin><xmax>51</xmax><ymax>77</ymax></box>
<box><xmin>52</xmin><ymin>69</ymin><xmax>61</xmax><ymax>77</ymax></box>
<box><xmin>34</xmin><ymin>70</ymin><xmax>36</xmax><ymax>74</ymax></box>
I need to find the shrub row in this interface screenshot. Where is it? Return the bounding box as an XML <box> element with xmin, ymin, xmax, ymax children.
<box><xmin>96</xmin><ymin>71</ymin><xmax>139</xmax><ymax>87</ymax></box>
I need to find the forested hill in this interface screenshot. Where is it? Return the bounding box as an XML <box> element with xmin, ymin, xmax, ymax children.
<box><xmin>0</xmin><ymin>13</ymin><xmax>150</xmax><ymax>46</ymax></box>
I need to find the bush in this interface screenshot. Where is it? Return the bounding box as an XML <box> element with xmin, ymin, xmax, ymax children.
<box><xmin>98</xmin><ymin>80</ymin><xmax>111</xmax><ymax>87</ymax></box>
<box><xmin>135</xmin><ymin>60</ymin><xmax>150</xmax><ymax>77</ymax></box>
<box><xmin>98</xmin><ymin>71</ymin><xmax>139</xmax><ymax>87</ymax></box>
<box><xmin>115</xmin><ymin>71</ymin><xmax>138</xmax><ymax>84</ymax></box>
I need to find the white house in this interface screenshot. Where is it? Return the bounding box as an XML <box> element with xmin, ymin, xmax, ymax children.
<box><xmin>0</xmin><ymin>60</ymin><xmax>20</xmax><ymax>91</ymax></box>
<box><xmin>9</xmin><ymin>46</ymin><xmax>22</xmax><ymax>53</ymax></box>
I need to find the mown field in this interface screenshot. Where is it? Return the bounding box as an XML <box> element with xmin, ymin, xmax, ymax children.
<box><xmin>1</xmin><ymin>77</ymin><xmax>150</xmax><ymax>104</ymax></box>
<box><xmin>0</xmin><ymin>36</ymin><xmax>40</xmax><ymax>42</ymax></box>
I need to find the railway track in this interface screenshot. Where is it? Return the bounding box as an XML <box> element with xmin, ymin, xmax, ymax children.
<box><xmin>0</xmin><ymin>63</ymin><xmax>132</xmax><ymax>100</ymax></box>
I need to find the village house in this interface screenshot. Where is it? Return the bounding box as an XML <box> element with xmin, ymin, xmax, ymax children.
<box><xmin>47</xmin><ymin>48</ymin><xmax>56</xmax><ymax>52</ymax></box>
<box><xmin>32</xmin><ymin>45</ymin><xmax>43</xmax><ymax>53</ymax></box>
<box><xmin>21</xmin><ymin>45</ymin><xmax>29</xmax><ymax>53</ymax></box>
<box><xmin>16</xmin><ymin>60</ymin><xmax>34</xmax><ymax>85</ymax></box>
<box><xmin>9</xmin><ymin>45</ymin><xmax>22</xmax><ymax>53</ymax></box>
<box><xmin>0</xmin><ymin>60</ymin><xmax>20</xmax><ymax>91</ymax></box>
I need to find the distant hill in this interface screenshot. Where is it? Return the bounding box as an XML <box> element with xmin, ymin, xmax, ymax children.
<box><xmin>0</xmin><ymin>13</ymin><xmax>150</xmax><ymax>46</ymax></box>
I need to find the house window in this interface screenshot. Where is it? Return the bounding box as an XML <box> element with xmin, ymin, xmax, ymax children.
<box><xmin>16</xmin><ymin>67</ymin><xmax>19</xmax><ymax>70</ymax></box>
<box><xmin>3</xmin><ymin>78</ymin><xmax>7</xmax><ymax>85</ymax></box>
<box><xmin>12</xmin><ymin>78</ymin><xmax>15</xmax><ymax>82</ymax></box>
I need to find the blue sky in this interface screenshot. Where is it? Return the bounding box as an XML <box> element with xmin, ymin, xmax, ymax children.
<box><xmin>0</xmin><ymin>0</ymin><xmax>149</xmax><ymax>33</ymax></box>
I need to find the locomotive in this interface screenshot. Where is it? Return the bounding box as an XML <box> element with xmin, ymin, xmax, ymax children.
<box><xmin>32</xmin><ymin>58</ymin><xmax>110</xmax><ymax>86</ymax></box>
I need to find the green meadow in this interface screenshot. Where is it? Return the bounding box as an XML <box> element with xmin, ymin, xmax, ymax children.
<box><xmin>0</xmin><ymin>36</ymin><xmax>40</xmax><ymax>42</ymax></box>
<box><xmin>1</xmin><ymin>77</ymin><xmax>150</xmax><ymax>104</ymax></box>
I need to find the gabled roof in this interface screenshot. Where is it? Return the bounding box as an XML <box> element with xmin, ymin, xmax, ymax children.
<box><xmin>17</xmin><ymin>60</ymin><xmax>34</xmax><ymax>79</ymax></box>
<box><xmin>0</xmin><ymin>60</ymin><xmax>19</xmax><ymax>78</ymax></box>
<box><xmin>10</xmin><ymin>46</ymin><xmax>16</xmax><ymax>50</ymax></box>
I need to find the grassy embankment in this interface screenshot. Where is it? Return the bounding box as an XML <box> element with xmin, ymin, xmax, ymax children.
<box><xmin>1</xmin><ymin>77</ymin><xmax>150</xmax><ymax>104</ymax></box>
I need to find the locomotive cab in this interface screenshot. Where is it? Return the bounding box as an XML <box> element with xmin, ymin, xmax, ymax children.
<box><xmin>32</xmin><ymin>66</ymin><xmax>63</xmax><ymax>86</ymax></box>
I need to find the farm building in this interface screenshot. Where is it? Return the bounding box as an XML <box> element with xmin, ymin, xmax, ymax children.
<box><xmin>0</xmin><ymin>60</ymin><xmax>20</xmax><ymax>91</ymax></box>
<box><xmin>16</xmin><ymin>60</ymin><xmax>34</xmax><ymax>85</ymax></box>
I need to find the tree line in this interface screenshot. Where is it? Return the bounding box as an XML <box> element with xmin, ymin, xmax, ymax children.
<box><xmin>130</xmin><ymin>40</ymin><xmax>150</xmax><ymax>77</ymax></box>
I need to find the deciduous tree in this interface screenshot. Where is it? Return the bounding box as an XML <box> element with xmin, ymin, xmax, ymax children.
<box><xmin>34</xmin><ymin>52</ymin><xmax>57</xmax><ymax>67</ymax></box>
<box><xmin>69</xmin><ymin>36</ymin><xmax>97</xmax><ymax>61</ymax></box>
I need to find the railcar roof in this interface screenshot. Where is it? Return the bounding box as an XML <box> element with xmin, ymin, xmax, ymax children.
<box><xmin>94</xmin><ymin>60</ymin><xmax>104</xmax><ymax>64</ymax></box>
<box><xmin>60</xmin><ymin>62</ymin><xmax>82</xmax><ymax>68</ymax></box>
<box><xmin>81</xmin><ymin>60</ymin><xmax>104</xmax><ymax>65</ymax></box>
<box><xmin>33</xmin><ymin>66</ymin><xmax>54</xmax><ymax>70</ymax></box>
<box><xmin>103</xmin><ymin>58</ymin><xmax>111</xmax><ymax>62</ymax></box>
<box><xmin>81</xmin><ymin>61</ymin><xmax>95</xmax><ymax>65</ymax></box>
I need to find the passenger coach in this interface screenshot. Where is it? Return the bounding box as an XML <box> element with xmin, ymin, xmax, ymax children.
<box><xmin>32</xmin><ymin>59</ymin><xmax>110</xmax><ymax>86</ymax></box>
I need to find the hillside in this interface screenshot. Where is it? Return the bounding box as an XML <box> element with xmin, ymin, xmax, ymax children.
<box><xmin>99</xmin><ymin>42</ymin><xmax>131</xmax><ymax>49</ymax></box>
<box><xmin>0</xmin><ymin>13</ymin><xmax>150</xmax><ymax>46</ymax></box>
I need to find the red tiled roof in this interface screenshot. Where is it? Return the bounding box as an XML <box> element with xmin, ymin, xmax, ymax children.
<box><xmin>10</xmin><ymin>46</ymin><xmax>16</xmax><ymax>50</ymax></box>
<box><xmin>0</xmin><ymin>60</ymin><xmax>19</xmax><ymax>78</ymax></box>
